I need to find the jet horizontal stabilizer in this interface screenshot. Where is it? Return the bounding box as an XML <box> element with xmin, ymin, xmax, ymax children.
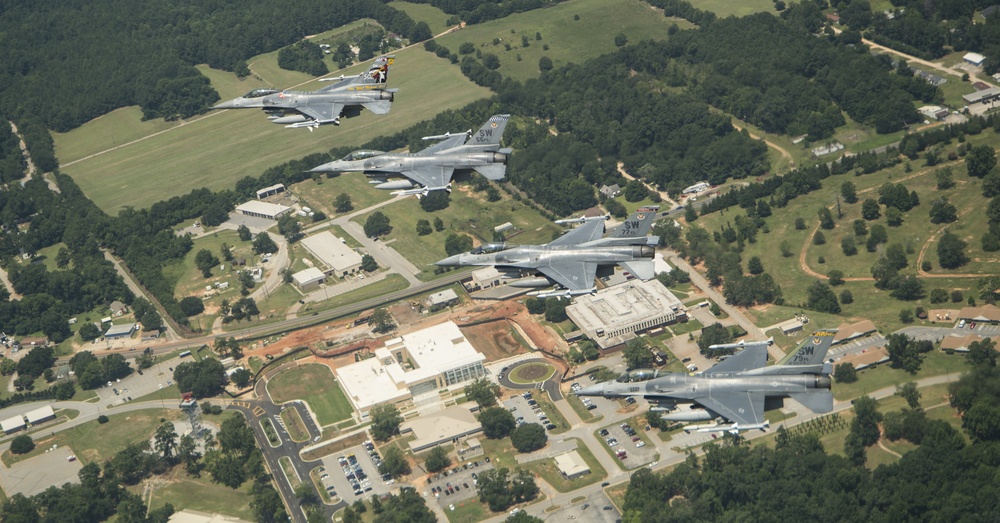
<box><xmin>787</xmin><ymin>391</ymin><xmax>834</xmax><ymax>414</ymax></box>
<box><xmin>422</xmin><ymin>130</ymin><xmax>471</xmax><ymax>141</ymax></box>
<box><xmin>472</xmin><ymin>164</ymin><xmax>507</xmax><ymax>181</ymax></box>
<box><xmin>619</xmin><ymin>260</ymin><xmax>655</xmax><ymax>281</ymax></box>
<box><xmin>362</xmin><ymin>100</ymin><xmax>393</xmax><ymax>115</ymax></box>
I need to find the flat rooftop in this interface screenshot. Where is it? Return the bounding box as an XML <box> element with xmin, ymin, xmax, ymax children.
<box><xmin>235</xmin><ymin>200</ymin><xmax>290</xmax><ymax>217</ymax></box>
<box><xmin>567</xmin><ymin>280</ymin><xmax>683</xmax><ymax>332</ymax></box>
<box><xmin>301</xmin><ymin>231</ymin><xmax>362</xmax><ymax>272</ymax></box>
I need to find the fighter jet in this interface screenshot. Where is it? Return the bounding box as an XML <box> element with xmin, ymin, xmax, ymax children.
<box><xmin>435</xmin><ymin>206</ymin><xmax>660</xmax><ymax>298</ymax></box>
<box><xmin>212</xmin><ymin>55</ymin><xmax>396</xmax><ymax>130</ymax></box>
<box><xmin>575</xmin><ymin>330</ymin><xmax>837</xmax><ymax>433</ymax></box>
<box><xmin>309</xmin><ymin>114</ymin><xmax>512</xmax><ymax>195</ymax></box>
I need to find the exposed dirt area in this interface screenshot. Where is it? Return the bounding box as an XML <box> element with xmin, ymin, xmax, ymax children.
<box><xmin>461</xmin><ymin>321</ymin><xmax>529</xmax><ymax>361</ymax></box>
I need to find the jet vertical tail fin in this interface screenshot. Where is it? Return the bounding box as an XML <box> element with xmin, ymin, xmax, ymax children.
<box><xmin>779</xmin><ymin>330</ymin><xmax>837</xmax><ymax>367</ymax></box>
<box><xmin>608</xmin><ymin>206</ymin><xmax>660</xmax><ymax>240</ymax></box>
<box><xmin>468</xmin><ymin>115</ymin><xmax>510</xmax><ymax>147</ymax></box>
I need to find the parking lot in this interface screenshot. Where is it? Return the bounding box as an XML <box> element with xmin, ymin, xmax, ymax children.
<box><xmin>596</xmin><ymin>419</ymin><xmax>658</xmax><ymax>469</ymax></box>
<box><xmin>569</xmin><ymin>380</ymin><xmax>628</xmax><ymax>421</ymax></box>
<box><xmin>316</xmin><ymin>441</ymin><xmax>392</xmax><ymax>502</ymax></box>
<box><xmin>99</xmin><ymin>355</ymin><xmax>180</xmax><ymax>407</ymax></box>
<box><xmin>538</xmin><ymin>488</ymin><xmax>621</xmax><ymax>523</ymax></box>
<box><xmin>425</xmin><ymin>458</ymin><xmax>494</xmax><ymax>508</ymax></box>
<box><xmin>502</xmin><ymin>391</ymin><xmax>557</xmax><ymax>432</ymax></box>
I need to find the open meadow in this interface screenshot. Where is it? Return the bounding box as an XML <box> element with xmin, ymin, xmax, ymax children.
<box><xmin>688</xmin><ymin>0</ymin><xmax>785</xmax><ymax>17</ymax></box>
<box><xmin>434</xmin><ymin>0</ymin><xmax>693</xmax><ymax>82</ymax></box>
<box><xmin>55</xmin><ymin>46</ymin><xmax>491</xmax><ymax>214</ymax></box>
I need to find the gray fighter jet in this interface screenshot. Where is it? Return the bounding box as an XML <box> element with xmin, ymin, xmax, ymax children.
<box><xmin>435</xmin><ymin>206</ymin><xmax>660</xmax><ymax>298</ymax></box>
<box><xmin>309</xmin><ymin>114</ymin><xmax>511</xmax><ymax>195</ymax></box>
<box><xmin>575</xmin><ymin>330</ymin><xmax>837</xmax><ymax>433</ymax></box>
<box><xmin>212</xmin><ymin>56</ymin><xmax>396</xmax><ymax>130</ymax></box>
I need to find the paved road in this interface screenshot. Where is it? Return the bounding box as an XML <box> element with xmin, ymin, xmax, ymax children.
<box><xmin>103</xmin><ymin>250</ymin><xmax>181</xmax><ymax>341</ymax></box>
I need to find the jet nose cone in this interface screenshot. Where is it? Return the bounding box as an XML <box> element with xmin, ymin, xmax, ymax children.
<box><xmin>574</xmin><ymin>384</ymin><xmax>603</xmax><ymax>397</ymax></box>
<box><xmin>213</xmin><ymin>99</ymin><xmax>238</xmax><ymax>110</ymax></box>
<box><xmin>435</xmin><ymin>254</ymin><xmax>463</xmax><ymax>266</ymax></box>
<box><xmin>309</xmin><ymin>162</ymin><xmax>335</xmax><ymax>173</ymax></box>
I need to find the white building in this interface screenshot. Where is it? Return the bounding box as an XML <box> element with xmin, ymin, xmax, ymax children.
<box><xmin>472</xmin><ymin>267</ymin><xmax>503</xmax><ymax>289</ymax></box>
<box><xmin>427</xmin><ymin>289</ymin><xmax>459</xmax><ymax>310</ymax></box>
<box><xmin>25</xmin><ymin>405</ymin><xmax>55</xmax><ymax>425</ymax></box>
<box><xmin>400</xmin><ymin>406</ymin><xmax>482</xmax><ymax>452</ymax></box>
<box><xmin>554</xmin><ymin>450</ymin><xmax>590</xmax><ymax>480</ymax></box>
<box><xmin>105</xmin><ymin>322</ymin><xmax>138</xmax><ymax>340</ymax></box>
<box><xmin>964</xmin><ymin>52</ymin><xmax>986</xmax><ymax>66</ymax></box>
<box><xmin>1</xmin><ymin>415</ymin><xmax>25</xmax><ymax>434</ymax></box>
<box><xmin>335</xmin><ymin>321</ymin><xmax>487</xmax><ymax>418</ymax></box>
<box><xmin>235</xmin><ymin>201</ymin><xmax>292</xmax><ymax>220</ymax></box>
<box><xmin>301</xmin><ymin>231</ymin><xmax>363</xmax><ymax>277</ymax></box>
<box><xmin>566</xmin><ymin>280</ymin><xmax>686</xmax><ymax>349</ymax></box>
<box><xmin>292</xmin><ymin>267</ymin><xmax>326</xmax><ymax>291</ymax></box>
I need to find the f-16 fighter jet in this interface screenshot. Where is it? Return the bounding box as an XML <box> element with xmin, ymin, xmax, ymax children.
<box><xmin>435</xmin><ymin>207</ymin><xmax>659</xmax><ymax>299</ymax></box>
<box><xmin>212</xmin><ymin>56</ymin><xmax>396</xmax><ymax>130</ymax></box>
<box><xmin>309</xmin><ymin>114</ymin><xmax>511</xmax><ymax>195</ymax></box>
<box><xmin>575</xmin><ymin>331</ymin><xmax>838</xmax><ymax>433</ymax></box>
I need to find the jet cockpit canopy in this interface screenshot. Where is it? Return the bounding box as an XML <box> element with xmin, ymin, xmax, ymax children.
<box><xmin>342</xmin><ymin>150</ymin><xmax>385</xmax><ymax>161</ymax></box>
<box><xmin>470</xmin><ymin>243</ymin><xmax>508</xmax><ymax>255</ymax></box>
<box><xmin>243</xmin><ymin>88</ymin><xmax>280</xmax><ymax>99</ymax></box>
<box><xmin>616</xmin><ymin>368</ymin><xmax>659</xmax><ymax>383</ymax></box>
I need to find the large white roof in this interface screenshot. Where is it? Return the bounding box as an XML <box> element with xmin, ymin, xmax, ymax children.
<box><xmin>336</xmin><ymin>321</ymin><xmax>485</xmax><ymax>411</ymax></box>
<box><xmin>301</xmin><ymin>231</ymin><xmax>362</xmax><ymax>272</ymax></box>
<box><xmin>292</xmin><ymin>267</ymin><xmax>325</xmax><ymax>286</ymax></box>
<box><xmin>236</xmin><ymin>200</ymin><xmax>291</xmax><ymax>218</ymax></box>
<box><xmin>401</xmin><ymin>406</ymin><xmax>481</xmax><ymax>451</ymax></box>
<box><xmin>25</xmin><ymin>405</ymin><xmax>54</xmax><ymax>424</ymax></box>
<box><xmin>1</xmin><ymin>415</ymin><xmax>25</xmax><ymax>432</ymax></box>
<box><xmin>567</xmin><ymin>280</ymin><xmax>683</xmax><ymax>332</ymax></box>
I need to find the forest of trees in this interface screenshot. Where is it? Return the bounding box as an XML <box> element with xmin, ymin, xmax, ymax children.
<box><xmin>0</xmin><ymin>0</ymin><xmax>427</xmax><ymax>136</ymax></box>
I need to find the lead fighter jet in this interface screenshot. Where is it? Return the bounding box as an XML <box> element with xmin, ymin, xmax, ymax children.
<box><xmin>212</xmin><ymin>56</ymin><xmax>396</xmax><ymax>130</ymax></box>
<box><xmin>575</xmin><ymin>331</ymin><xmax>838</xmax><ymax>433</ymax></box>
<box><xmin>435</xmin><ymin>207</ymin><xmax>660</xmax><ymax>299</ymax></box>
<box><xmin>309</xmin><ymin>114</ymin><xmax>511</xmax><ymax>195</ymax></box>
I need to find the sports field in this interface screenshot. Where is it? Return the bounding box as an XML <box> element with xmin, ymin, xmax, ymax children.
<box><xmin>435</xmin><ymin>0</ymin><xmax>692</xmax><ymax>81</ymax></box>
<box><xmin>55</xmin><ymin>47</ymin><xmax>491</xmax><ymax>214</ymax></box>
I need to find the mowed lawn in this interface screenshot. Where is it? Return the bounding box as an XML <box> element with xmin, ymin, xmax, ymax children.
<box><xmin>267</xmin><ymin>364</ymin><xmax>353</xmax><ymax>426</ymax></box>
<box><xmin>4</xmin><ymin>409</ymin><xmax>183</xmax><ymax>466</ymax></box>
<box><xmin>389</xmin><ymin>1</ymin><xmax>453</xmax><ymax>35</ymax></box>
<box><xmin>688</xmin><ymin>0</ymin><xmax>784</xmax><ymax>17</ymax></box>
<box><xmin>435</xmin><ymin>0</ymin><xmax>693</xmax><ymax>81</ymax></box>
<box><xmin>351</xmin><ymin>185</ymin><xmax>562</xmax><ymax>279</ymax></box>
<box><xmin>147</xmin><ymin>467</ymin><xmax>255</xmax><ymax>522</ymax></box>
<box><xmin>56</xmin><ymin>46</ymin><xmax>491</xmax><ymax>215</ymax></box>
<box><xmin>291</xmin><ymin>172</ymin><xmax>394</xmax><ymax>218</ymax></box>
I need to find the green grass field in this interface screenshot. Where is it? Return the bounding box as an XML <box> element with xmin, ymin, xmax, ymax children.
<box><xmin>389</xmin><ymin>2</ymin><xmax>453</xmax><ymax>36</ymax></box>
<box><xmin>351</xmin><ymin>186</ymin><xmax>562</xmax><ymax>279</ymax></box>
<box><xmin>267</xmin><ymin>364</ymin><xmax>354</xmax><ymax>426</ymax></box>
<box><xmin>523</xmin><ymin>438</ymin><xmax>606</xmax><ymax>493</ymax></box>
<box><xmin>688</xmin><ymin>0</ymin><xmax>784</xmax><ymax>17</ymax></box>
<box><xmin>148</xmin><ymin>466</ymin><xmax>255</xmax><ymax>521</ymax></box>
<box><xmin>434</xmin><ymin>0</ymin><xmax>692</xmax><ymax>82</ymax></box>
<box><xmin>291</xmin><ymin>174</ymin><xmax>393</xmax><ymax>219</ymax></box>
<box><xmin>2</xmin><ymin>408</ymin><xmax>182</xmax><ymax>466</ymax></box>
<box><xmin>832</xmin><ymin>351</ymin><xmax>969</xmax><ymax>401</ymax></box>
<box><xmin>56</xmin><ymin>47</ymin><xmax>491</xmax><ymax>214</ymax></box>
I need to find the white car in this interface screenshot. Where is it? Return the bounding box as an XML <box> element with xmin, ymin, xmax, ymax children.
<box><xmin>635</xmin><ymin>441</ymin><xmax>646</xmax><ymax>448</ymax></box>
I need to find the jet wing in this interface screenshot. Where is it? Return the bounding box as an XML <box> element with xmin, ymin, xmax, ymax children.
<box><xmin>702</xmin><ymin>345</ymin><xmax>768</xmax><ymax>376</ymax></box>
<box><xmin>537</xmin><ymin>260</ymin><xmax>597</xmax><ymax>292</ymax></box>
<box><xmin>697</xmin><ymin>392</ymin><xmax>765</xmax><ymax>426</ymax></box>
<box><xmin>418</xmin><ymin>134</ymin><xmax>468</xmax><ymax>155</ymax></box>
<box><xmin>297</xmin><ymin>103</ymin><xmax>344</xmax><ymax>122</ymax></box>
<box><xmin>400</xmin><ymin>165</ymin><xmax>454</xmax><ymax>189</ymax></box>
<box><xmin>546</xmin><ymin>218</ymin><xmax>606</xmax><ymax>247</ymax></box>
